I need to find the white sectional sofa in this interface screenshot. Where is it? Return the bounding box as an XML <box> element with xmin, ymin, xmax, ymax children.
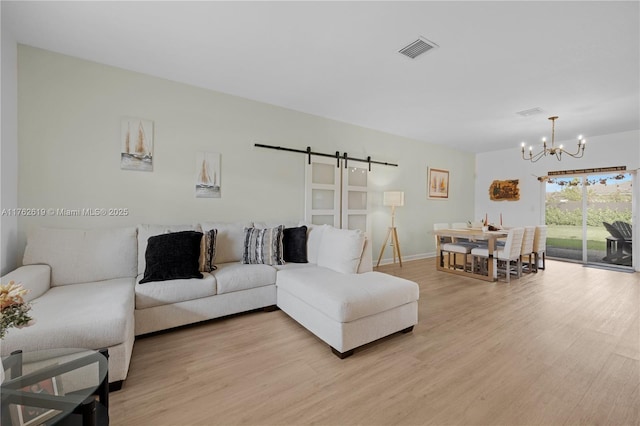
<box><xmin>1</xmin><ymin>222</ymin><xmax>419</xmax><ymax>389</ymax></box>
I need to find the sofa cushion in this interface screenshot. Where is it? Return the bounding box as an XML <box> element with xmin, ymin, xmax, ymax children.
<box><xmin>0</xmin><ymin>278</ymin><xmax>135</xmax><ymax>355</ymax></box>
<box><xmin>23</xmin><ymin>227</ymin><xmax>138</xmax><ymax>286</ymax></box>
<box><xmin>316</xmin><ymin>227</ymin><xmax>365</xmax><ymax>274</ymax></box>
<box><xmin>254</xmin><ymin>221</ymin><xmax>298</xmax><ymax>229</ymax></box>
<box><xmin>299</xmin><ymin>223</ymin><xmax>326</xmax><ymax>264</ymax></box>
<box><xmin>140</xmin><ymin>231</ymin><xmax>204</xmax><ymax>284</ymax></box>
<box><xmin>201</xmin><ymin>222</ymin><xmax>253</xmax><ymax>264</ymax></box>
<box><xmin>242</xmin><ymin>226</ymin><xmax>284</xmax><ymax>265</ymax></box>
<box><xmin>200</xmin><ymin>229</ymin><xmax>217</xmax><ymax>272</ymax></box>
<box><xmin>137</xmin><ymin>224</ymin><xmax>201</xmax><ymax>275</ymax></box>
<box><xmin>277</xmin><ymin>267</ymin><xmax>419</xmax><ymax>323</ymax></box>
<box><xmin>135</xmin><ymin>273</ymin><xmax>217</xmax><ymax>309</ymax></box>
<box><xmin>213</xmin><ymin>262</ymin><xmax>276</xmax><ymax>294</ymax></box>
<box><xmin>283</xmin><ymin>226</ymin><xmax>308</xmax><ymax>263</ymax></box>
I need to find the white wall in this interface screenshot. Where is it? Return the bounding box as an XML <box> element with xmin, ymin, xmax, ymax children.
<box><xmin>15</xmin><ymin>45</ymin><xmax>475</xmax><ymax>264</ymax></box>
<box><xmin>0</xmin><ymin>8</ymin><xmax>19</xmax><ymax>275</ymax></box>
<box><xmin>475</xmin><ymin>129</ymin><xmax>640</xmax><ymax>270</ymax></box>
<box><xmin>476</xmin><ymin>129</ymin><xmax>639</xmax><ymax>225</ymax></box>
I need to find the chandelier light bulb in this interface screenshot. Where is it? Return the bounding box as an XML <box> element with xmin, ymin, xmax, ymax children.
<box><xmin>529</xmin><ymin>146</ymin><xmax>533</xmax><ymax>151</ymax></box>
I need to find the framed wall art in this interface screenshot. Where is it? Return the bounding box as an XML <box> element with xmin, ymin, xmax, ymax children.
<box><xmin>195</xmin><ymin>152</ymin><xmax>221</xmax><ymax>198</ymax></box>
<box><xmin>121</xmin><ymin>117</ymin><xmax>154</xmax><ymax>171</ymax></box>
<box><xmin>489</xmin><ymin>179</ymin><xmax>520</xmax><ymax>201</ymax></box>
<box><xmin>428</xmin><ymin>168</ymin><xmax>449</xmax><ymax>199</ymax></box>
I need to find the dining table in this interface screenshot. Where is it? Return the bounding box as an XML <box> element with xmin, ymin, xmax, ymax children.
<box><xmin>433</xmin><ymin>228</ymin><xmax>509</xmax><ymax>282</ymax></box>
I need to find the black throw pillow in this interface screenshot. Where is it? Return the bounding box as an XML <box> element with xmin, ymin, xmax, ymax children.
<box><xmin>140</xmin><ymin>231</ymin><xmax>204</xmax><ymax>284</ymax></box>
<box><xmin>283</xmin><ymin>226</ymin><xmax>308</xmax><ymax>263</ymax></box>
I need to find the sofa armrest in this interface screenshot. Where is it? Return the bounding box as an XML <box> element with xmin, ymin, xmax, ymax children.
<box><xmin>1</xmin><ymin>265</ymin><xmax>51</xmax><ymax>302</ymax></box>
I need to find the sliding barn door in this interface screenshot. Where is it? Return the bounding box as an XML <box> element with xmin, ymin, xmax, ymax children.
<box><xmin>342</xmin><ymin>164</ymin><xmax>369</xmax><ymax>232</ymax></box>
<box><xmin>304</xmin><ymin>156</ymin><xmax>341</xmax><ymax>228</ymax></box>
<box><xmin>304</xmin><ymin>157</ymin><xmax>369</xmax><ymax>234</ymax></box>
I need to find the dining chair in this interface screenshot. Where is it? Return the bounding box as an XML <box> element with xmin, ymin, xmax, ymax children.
<box><xmin>433</xmin><ymin>223</ymin><xmax>450</xmax><ymax>239</ymax></box>
<box><xmin>435</xmin><ymin>223</ymin><xmax>476</xmax><ymax>271</ymax></box>
<box><xmin>450</xmin><ymin>222</ymin><xmax>471</xmax><ymax>242</ymax></box>
<box><xmin>471</xmin><ymin>227</ymin><xmax>525</xmax><ymax>282</ymax></box>
<box><xmin>433</xmin><ymin>223</ymin><xmax>450</xmax><ymax>267</ymax></box>
<box><xmin>532</xmin><ymin>225</ymin><xmax>547</xmax><ymax>272</ymax></box>
<box><xmin>442</xmin><ymin>241</ymin><xmax>476</xmax><ymax>271</ymax></box>
<box><xmin>519</xmin><ymin>226</ymin><xmax>536</xmax><ymax>274</ymax></box>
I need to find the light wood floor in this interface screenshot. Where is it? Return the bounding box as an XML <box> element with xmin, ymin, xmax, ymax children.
<box><xmin>110</xmin><ymin>258</ymin><xmax>639</xmax><ymax>426</ymax></box>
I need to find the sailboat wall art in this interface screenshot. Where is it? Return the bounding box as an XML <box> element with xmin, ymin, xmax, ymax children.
<box><xmin>428</xmin><ymin>167</ymin><xmax>449</xmax><ymax>199</ymax></box>
<box><xmin>195</xmin><ymin>152</ymin><xmax>221</xmax><ymax>198</ymax></box>
<box><xmin>121</xmin><ymin>117</ymin><xmax>154</xmax><ymax>171</ymax></box>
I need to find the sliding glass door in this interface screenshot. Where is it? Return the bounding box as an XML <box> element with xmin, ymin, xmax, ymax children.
<box><xmin>545</xmin><ymin>172</ymin><xmax>633</xmax><ymax>269</ymax></box>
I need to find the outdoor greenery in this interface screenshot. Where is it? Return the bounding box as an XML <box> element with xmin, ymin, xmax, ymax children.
<box><xmin>546</xmin><ymin>176</ymin><xmax>632</xmax><ymax>227</ymax></box>
<box><xmin>546</xmin><ymin>225</ymin><xmax>607</xmax><ymax>251</ymax></box>
<box><xmin>545</xmin><ymin>206</ymin><xmax>632</xmax><ymax>227</ymax></box>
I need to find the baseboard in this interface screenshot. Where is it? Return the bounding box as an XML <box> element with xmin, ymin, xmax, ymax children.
<box><xmin>376</xmin><ymin>252</ymin><xmax>435</xmax><ymax>266</ymax></box>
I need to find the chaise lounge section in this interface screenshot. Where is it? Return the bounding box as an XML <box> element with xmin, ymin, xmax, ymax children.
<box><xmin>277</xmin><ymin>268</ymin><xmax>419</xmax><ymax>358</ymax></box>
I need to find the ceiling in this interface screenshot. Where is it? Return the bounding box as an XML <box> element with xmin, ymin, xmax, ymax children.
<box><xmin>3</xmin><ymin>1</ymin><xmax>639</xmax><ymax>153</ymax></box>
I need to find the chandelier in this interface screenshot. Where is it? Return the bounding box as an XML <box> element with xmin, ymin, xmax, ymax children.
<box><xmin>521</xmin><ymin>116</ymin><xmax>586</xmax><ymax>162</ymax></box>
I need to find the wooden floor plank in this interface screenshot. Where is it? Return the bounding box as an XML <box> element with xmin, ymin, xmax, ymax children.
<box><xmin>564</xmin><ymin>352</ymin><xmax>639</xmax><ymax>425</ymax></box>
<box><xmin>110</xmin><ymin>258</ymin><xmax>640</xmax><ymax>425</ymax></box>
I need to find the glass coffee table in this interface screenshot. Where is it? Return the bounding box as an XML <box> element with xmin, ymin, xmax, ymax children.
<box><xmin>1</xmin><ymin>348</ymin><xmax>109</xmax><ymax>426</ymax></box>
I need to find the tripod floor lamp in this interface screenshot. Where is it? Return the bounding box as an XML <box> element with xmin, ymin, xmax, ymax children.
<box><xmin>376</xmin><ymin>191</ymin><xmax>404</xmax><ymax>267</ymax></box>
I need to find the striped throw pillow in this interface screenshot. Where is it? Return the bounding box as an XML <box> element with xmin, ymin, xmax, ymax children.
<box><xmin>199</xmin><ymin>229</ymin><xmax>217</xmax><ymax>272</ymax></box>
<box><xmin>242</xmin><ymin>226</ymin><xmax>284</xmax><ymax>265</ymax></box>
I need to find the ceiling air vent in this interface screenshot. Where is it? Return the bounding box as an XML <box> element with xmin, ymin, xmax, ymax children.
<box><xmin>516</xmin><ymin>107</ymin><xmax>544</xmax><ymax>117</ymax></box>
<box><xmin>398</xmin><ymin>37</ymin><xmax>439</xmax><ymax>59</ymax></box>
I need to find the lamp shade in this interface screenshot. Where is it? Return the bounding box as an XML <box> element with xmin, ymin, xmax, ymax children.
<box><xmin>383</xmin><ymin>191</ymin><xmax>404</xmax><ymax>207</ymax></box>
